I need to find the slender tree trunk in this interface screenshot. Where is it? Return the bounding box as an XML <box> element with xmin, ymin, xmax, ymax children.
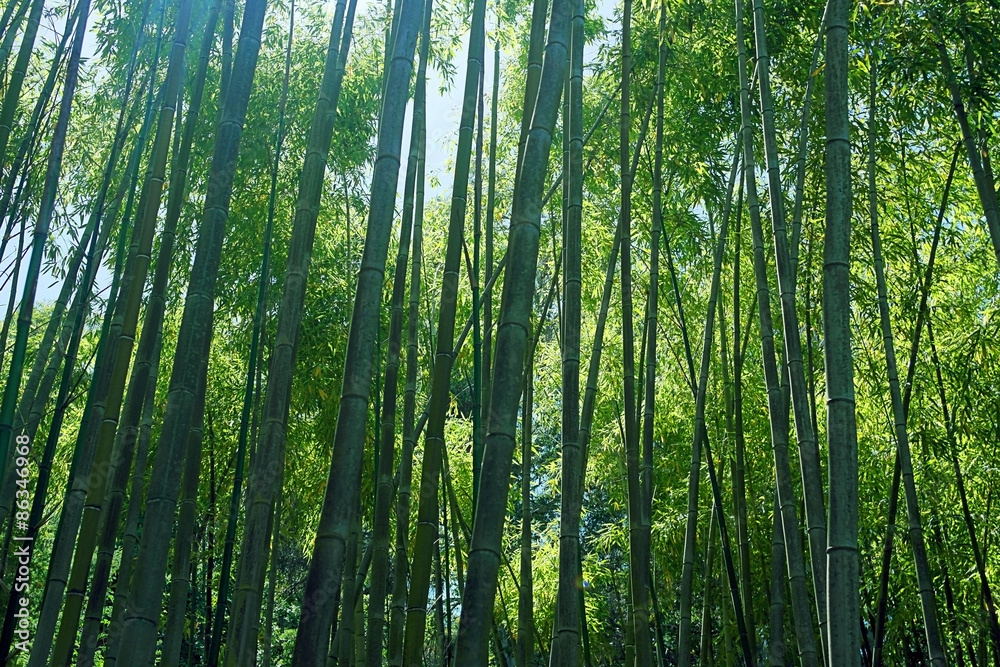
<box><xmin>206</xmin><ymin>427</ymin><xmax>217</xmax><ymax>660</ymax></box>
<box><xmin>0</xmin><ymin>0</ymin><xmax>46</xmax><ymax>165</ymax></box>
<box><xmin>402</xmin><ymin>0</ymin><xmax>486</xmax><ymax>660</ymax></box>
<box><xmin>866</xmin><ymin>55</ymin><xmax>946</xmax><ymax>666</ymax></box>
<box><xmin>471</xmin><ymin>46</ymin><xmax>485</xmax><ymax>514</ymax></box>
<box><xmin>387</xmin><ymin>10</ymin><xmax>429</xmax><ymax>664</ymax></box>
<box><xmin>188</xmin><ymin>548</ymin><xmax>198</xmax><ymax>667</ymax></box>
<box><xmin>208</xmin><ymin>3</ymin><xmax>295</xmax><ymax>664</ymax></box>
<box><xmin>872</xmin><ymin>457</ymin><xmax>900</xmax><ymax>667</ymax></box>
<box><xmin>431</xmin><ymin>504</ymin><xmax>446</xmax><ymax>664</ymax></box>
<box><xmin>328</xmin><ymin>589</ymin><xmax>343</xmax><ymax>667</ymax></box>
<box><xmin>932</xmin><ymin>21</ymin><xmax>1000</xmax><ymax>268</ymax></box>
<box><xmin>218</xmin><ymin>0</ymin><xmax>235</xmax><ymax>111</ymax></box>
<box><xmin>932</xmin><ymin>517</ymin><xmax>968</xmax><ymax>667</ymax></box>
<box><xmin>291</xmin><ymin>0</ymin><xmax>423</xmax><ymax>660</ymax></box>
<box><xmin>161</xmin><ymin>391</ymin><xmax>209</xmax><ymax>667</ymax></box>
<box><xmin>454</xmin><ymin>0</ymin><xmax>569</xmax><ymax>659</ymax></box>
<box><xmin>339</xmin><ymin>512</ymin><xmax>361</xmax><ymax>667</ymax></box>
<box><xmin>616</xmin><ymin>0</ymin><xmax>651</xmax><ymax>661</ymax></box>
<box><xmin>705</xmin><ymin>427</ymin><xmax>754</xmax><ymax>667</ymax></box>
<box><xmin>750</xmin><ymin>3</ymin><xmax>828</xmax><ymax>647</ymax></box>
<box><xmin>262</xmin><ymin>494</ymin><xmax>281</xmax><ymax>666</ymax></box>
<box><xmin>700</xmin><ymin>503</ymin><xmax>718</xmax><ymax>667</ymax></box>
<box><xmin>769</xmin><ymin>495</ymin><xmax>787</xmax><ymax>666</ymax></box>
<box><xmin>734</xmin><ymin>0</ymin><xmax>820</xmax><ymax>661</ymax></box>
<box><xmin>482</xmin><ymin>35</ymin><xmax>498</xmax><ymax>537</ymax></box>
<box><xmin>356</xmin><ymin>543</ymin><xmax>367</xmax><ymax>666</ymax></box>
<box><xmin>642</xmin><ymin>8</ymin><xmax>665</xmax><ymax>662</ymax></box>
<box><xmin>114</xmin><ymin>0</ymin><xmax>272</xmax><ymax>659</ymax></box>
<box><xmin>926</xmin><ymin>317</ymin><xmax>1000</xmax><ymax>663</ymax></box>
<box><xmin>548</xmin><ymin>0</ymin><xmax>583</xmax><ymax>662</ymax></box>
<box><xmin>442</xmin><ymin>469</ymin><xmax>455</xmax><ymax>664</ymax></box>
<box><xmin>721</xmin><ymin>181</ymin><xmax>756</xmax><ymax>660</ymax></box>
<box><xmin>442</xmin><ymin>446</ymin><xmax>468</xmax><ymax>596</ymax></box>
<box><xmin>514</xmin><ymin>0</ymin><xmax>550</xmax><ymax>193</ymax></box>
<box><xmin>519</xmin><ymin>352</ymin><xmax>535</xmax><ymax>667</ymax></box>
<box><xmin>24</xmin><ymin>62</ymin><xmax>165</xmax><ymax>536</ymax></box>
<box><xmin>550</xmin><ymin>80</ymin><xmax>649</xmax><ymax>667</ymax></box>
<box><xmin>366</xmin><ymin>15</ymin><xmax>423</xmax><ymax>658</ymax></box>
<box><xmin>823</xmin><ymin>0</ymin><xmax>860</xmax><ymax>662</ymax></box>
<box><xmin>10</xmin><ymin>164</ymin><xmax>103</xmax><ymax>445</ymax></box>
<box><xmin>871</xmin><ymin>141</ymin><xmax>958</xmax><ymax>667</ymax></box>
<box><xmin>488</xmin><ymin>248</ymin><xmax>562</xmax><ymax>666</ymax></box>
<box><xmin>789</xmin><ymin>7</ymin><xmax>826</xmax><ymax>279</ymax></box>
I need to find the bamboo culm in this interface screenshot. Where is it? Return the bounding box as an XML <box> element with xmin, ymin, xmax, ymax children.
<box><xmin>290</xmin><ymin>0</ymin><xmax>424</xmax><ymax>660</ymax></box>
<box><xmin>454</xmin><ymin>0</ymin><xmax>570</xmax><ymax>660</ymax></box>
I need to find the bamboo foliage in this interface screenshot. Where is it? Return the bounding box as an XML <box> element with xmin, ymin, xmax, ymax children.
<box><xmin>866</xmin><ymin>51</ymin><xmax>947</xmax><ymax>666</ymax></box>
<box><xmin>927</xmin><ymin>317</ymin><xmax>1000</xmax><ymax>663</ymax></box>
<box><xmin>3</xmin><ymin>0</ymin><xmax>1000</xmax><ymax>665</ymax></box>
<box><xmin>0</xmin><ymin>0</ymin><xmax>81</xmax><ymax>276</ymax></box>
<box><xmin>0</xmin><ymin>0</ymin><xmax>29</xmax><ymax>67</ymax></box>
<box><xmin>932</xmin><ymin>20</ymin><xmax>1000</xmax><ymax>270</ymax></box>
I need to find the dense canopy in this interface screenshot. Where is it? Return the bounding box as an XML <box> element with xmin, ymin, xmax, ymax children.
<box><xmin>0</xmin><ymin>0</ymin><xmax>999</xmax><ymax>664</ymax></box>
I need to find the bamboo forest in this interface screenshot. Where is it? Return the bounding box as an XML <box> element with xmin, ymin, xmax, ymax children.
<box><xmin>2</xmin><ymin>0</ymin><xmax>1000</xmax><ymax>662</ymax></box>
